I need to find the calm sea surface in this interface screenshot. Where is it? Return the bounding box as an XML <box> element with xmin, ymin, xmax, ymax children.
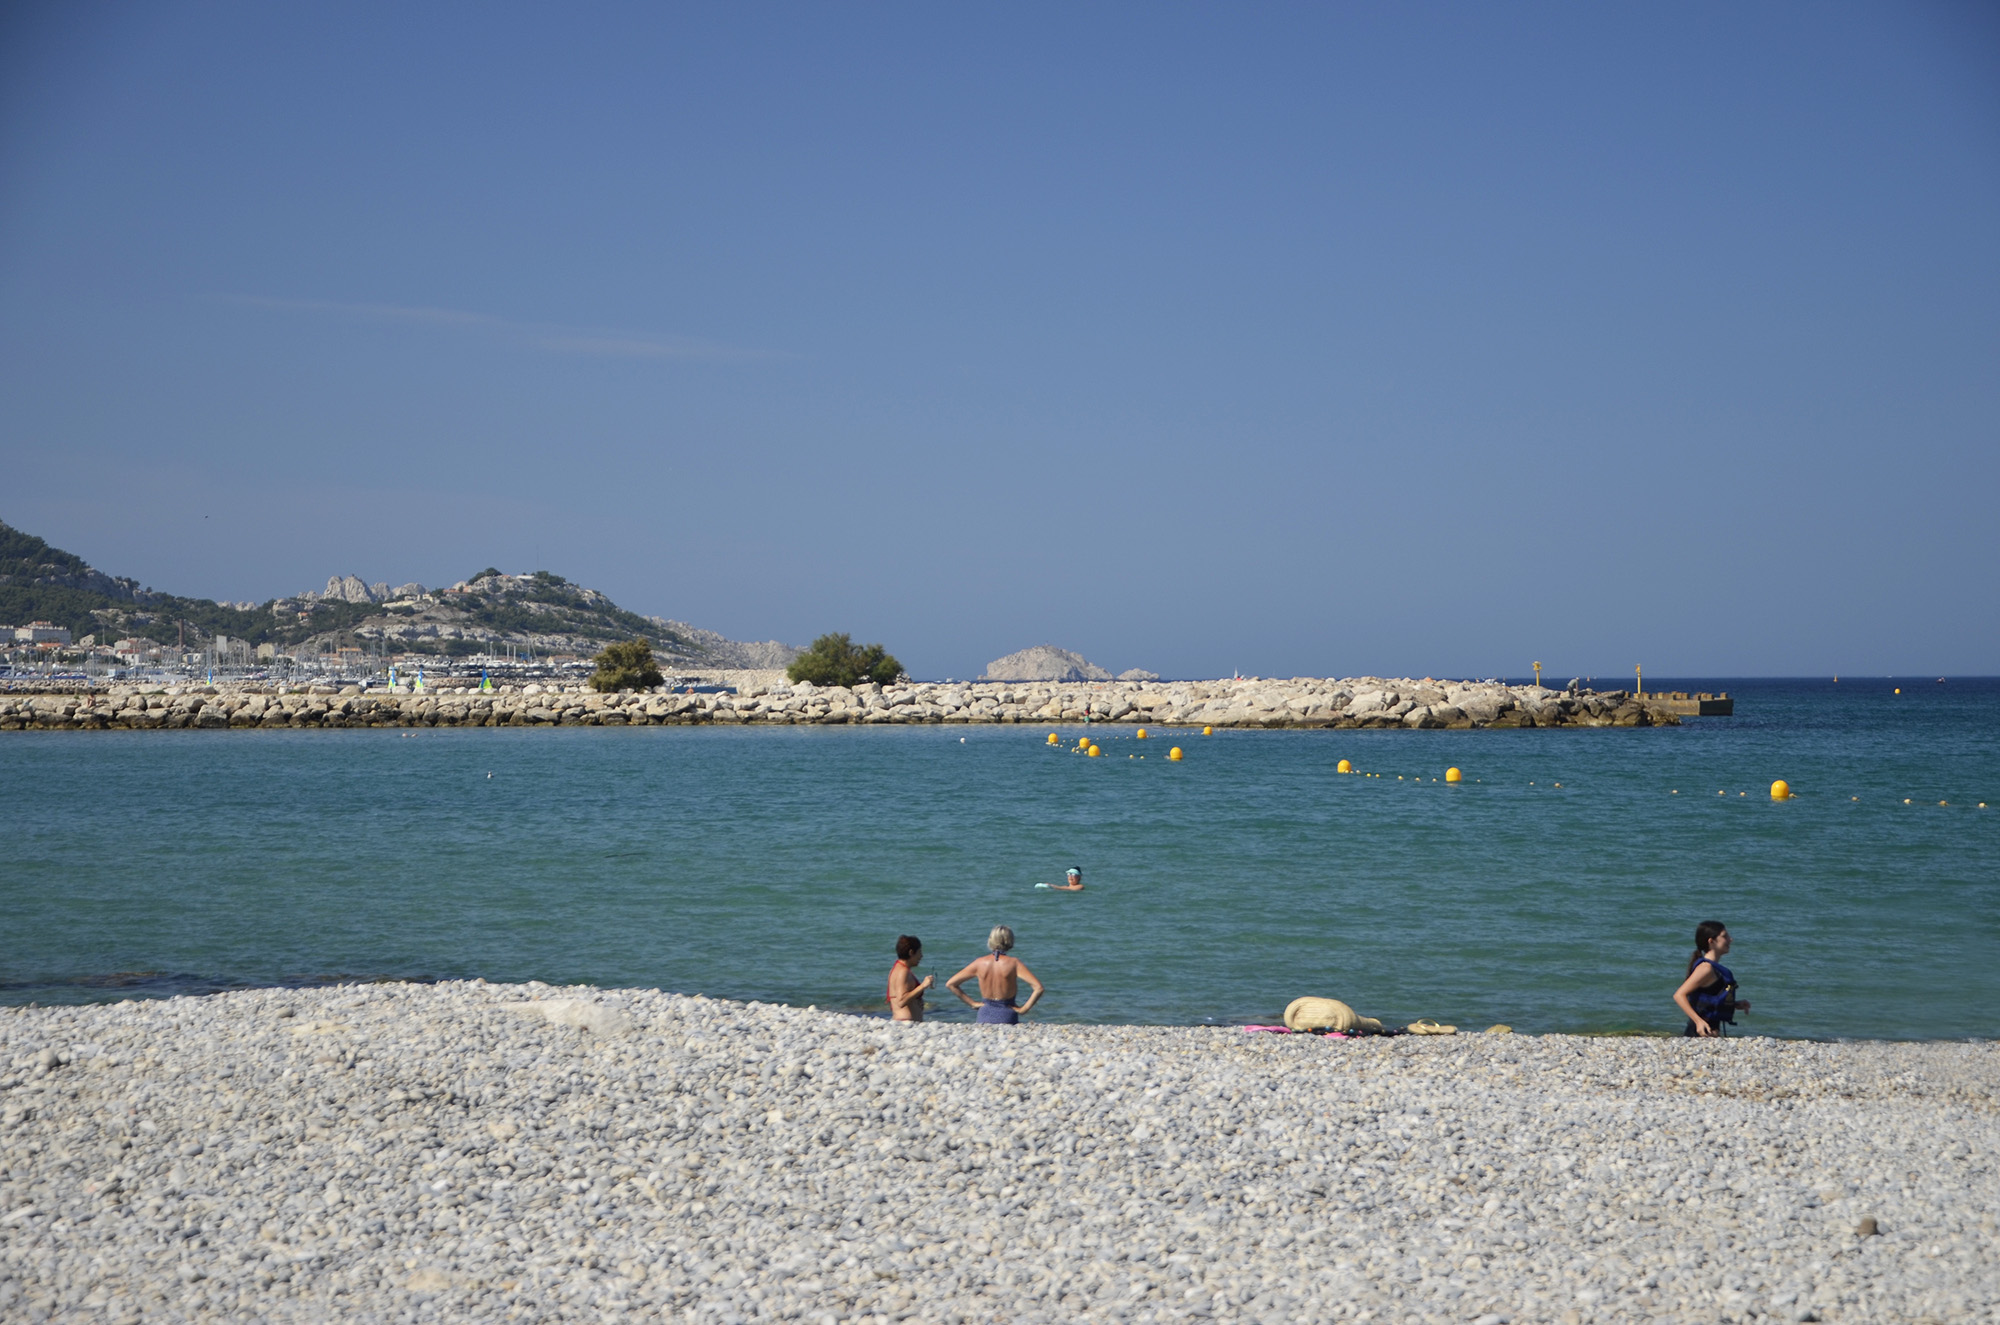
<box><xmin>3</xmin><ymin>679</ymin><xmax>1995</xmax><ymax>1039</ymax></box>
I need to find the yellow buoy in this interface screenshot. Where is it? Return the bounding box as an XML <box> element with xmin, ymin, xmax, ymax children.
<box><xmin>1202</xmin><ymin>725</ymin><xmax>1213</xmax><ymax>736</ymax></box>
<box><xmin>1337</xmin><ymin>759</ymin><xmax>1352</xmax><ymax>773</ymax></box>
<box><xmin>1135</xmin><ymin>728</ymin><xmax>1148</xmax><ymax>740</ymax></box>
<box><xmin>1895</xmin><ymin>687</ymin><xmax>1901</xmax><ymax>694</ymax></box>
<box><xmin>1168</xmin><ymin>746</ymin><xmax>1183</xmax><ymax>761</ymax></box>
<box><xmin>1087</xmin><ymin>744</ymin><xmax>1100</xmax><ymax>757</ymax></box>
<box><xmin>1047</xmin><ymin>733</ymin><xmax>1059</xmax><ymax>745</ymax></box>
<box><xmin>1771</xmin><ymin>780</ymin><xmax>1791</xmax><ymax>800</ymax></box>
<box><xmin>1445</xmin><ymin>767</ymin><xmax>1462</xmax><ymax>782</ymax></box>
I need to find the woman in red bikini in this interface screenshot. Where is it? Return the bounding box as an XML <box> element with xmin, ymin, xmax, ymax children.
<box><xmin>887</xmin><ymin>934</ymin><xmax>935</xmax><ymax>1022</ymax></box>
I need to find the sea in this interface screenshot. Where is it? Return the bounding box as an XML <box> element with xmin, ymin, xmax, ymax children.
<box><xmin>3</xmin><ymin>678</ymin><xmax>1994</xmax><ymax>1040</ymax></box>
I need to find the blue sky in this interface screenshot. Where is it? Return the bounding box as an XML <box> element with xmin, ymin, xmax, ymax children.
<box><xmin>3</xmin><ymin>3</ymin><xmax>1995</xmax><ymax>678</ymax></box>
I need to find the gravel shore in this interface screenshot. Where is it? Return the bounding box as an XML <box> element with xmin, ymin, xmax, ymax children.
<box><xmin>3</xmin><ymin>983</ymin><xmax>1992</xmax><ymax>1324</ymax></box>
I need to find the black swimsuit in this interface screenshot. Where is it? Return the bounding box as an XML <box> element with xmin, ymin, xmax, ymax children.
<box><xmin>1684</xmin><ymin>957</ymin><xmax>1737</xmax><ymax>1036</ymax></box>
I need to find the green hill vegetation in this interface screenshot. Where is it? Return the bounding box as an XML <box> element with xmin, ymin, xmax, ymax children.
<box><xmin>0</xmin><ymin>518</ymin><xmax>746</xmax><ymax>662</ymax></box>
<box><xmin>0</xmin><ymin>519</ymin><xmax>378</xmax><ymax>648</ymax></box>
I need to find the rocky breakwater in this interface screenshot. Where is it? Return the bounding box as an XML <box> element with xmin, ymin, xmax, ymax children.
<box><xmin>0</xmin><ymin>676</ymin><xmax>1681</xmax><ymax>731</ymax></box>
<box><xmin>1</xmin><ymin>983</ymin><xmax>1993</xmax><ymax>1324</ymax></box>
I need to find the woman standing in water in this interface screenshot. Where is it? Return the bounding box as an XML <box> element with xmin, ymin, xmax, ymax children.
<box><xmin>946</xmin><ymin>926</ymin><xmax>1044</xmax><ymax>1024</ymax></box>
<box><xmin>1674</xmin><ymin>920</ymin><xmax>1751</xmax><ymax>1037</ymax></box>
<box><xmin>887</xmin><ymin>935</ymin><xmax>935</xmax><ymax>1022</ymax></box>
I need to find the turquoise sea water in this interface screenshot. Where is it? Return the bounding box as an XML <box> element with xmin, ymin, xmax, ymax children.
<box><xmin>2</xmin><ymin>679</ymin><xmax>1995</xmax><ymax>1039</ymax></box>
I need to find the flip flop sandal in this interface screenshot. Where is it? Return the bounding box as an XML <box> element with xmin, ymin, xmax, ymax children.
<box><xmin>1406</xmin><ymin>1019</ymin><xmax>1458</xmax><ymax>1035</ymax></box>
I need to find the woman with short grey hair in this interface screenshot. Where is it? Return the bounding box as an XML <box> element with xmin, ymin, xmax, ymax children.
<box><xmin>946</xmin><ymin>926</ymin><xmax>1044</xmax><ymax>1024</ymax></box>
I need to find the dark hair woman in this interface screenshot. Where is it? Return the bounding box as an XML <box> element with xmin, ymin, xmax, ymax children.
<box><xmin>1673</xmin><ymin>920</ymin><xmax>1751</xmax><ymax>1037</ymax></box>
<box><xmin>887</xmin><ymin>935</ymin><xmax>934</xmax><ymax>1022</ymax></box>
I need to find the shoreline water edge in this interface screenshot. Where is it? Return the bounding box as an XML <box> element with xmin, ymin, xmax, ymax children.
<box><xmin>0</xmin><ymin>675</ymin><xmax>1686</xmax><ymax>732</ymax></box>
<box><xmin>1</xmin><ymin>982</ymin><xmax>1991</xmax><ymax>1323</ymax></box>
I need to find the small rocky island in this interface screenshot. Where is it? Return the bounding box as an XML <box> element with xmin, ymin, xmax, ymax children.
<box><xmin>0</xmin><ymin>676</ymin><xmax>1686</xmax><ymax>731</ymax></box>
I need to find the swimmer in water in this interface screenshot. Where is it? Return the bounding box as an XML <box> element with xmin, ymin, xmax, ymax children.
<box><xmin>1041</xmin><ymin>866</ymin><xmax>1084</xmax><ymax>891</ymax></box>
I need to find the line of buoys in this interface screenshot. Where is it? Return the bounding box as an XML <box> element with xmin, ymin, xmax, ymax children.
<box><xmin>1168</xmin><ymin>746</ymin><xmax>1183</xmax><ymax>761</ymax></box>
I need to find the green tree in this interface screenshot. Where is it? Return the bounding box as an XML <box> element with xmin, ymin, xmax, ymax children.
<box><xmin>589</xmin><ymin>637</ymin><xmax>664</xmax><ymax>692</ymax></box>
<box><xmin>786</xmin><ymin>632</ymin><xmax>904</xmax><ymax>687</ymax></box>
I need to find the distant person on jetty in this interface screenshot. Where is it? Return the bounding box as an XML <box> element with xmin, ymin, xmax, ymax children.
<box><xmin>1674</xmin><ymin>920</ymin><xmax>1750</xmax><ymax>1037</ymax></box>
<box><xmin>887</xmin><ymin>935</ymin><xmax>935</xmax><ymax>1022</ymax></box>
<box><xmin>1039</xmin><ymin>867</ymin><xmax>1084</xmax><ymax>891</ymax></box>
<box><xmin>946</xmin><ymin>926</ymin><xmax>1044</xmax><ymax>1024</ymax></box>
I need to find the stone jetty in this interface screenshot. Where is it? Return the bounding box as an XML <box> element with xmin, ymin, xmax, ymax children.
<box><xmin>0</xmin><ymin>677</ymin><xmax>1685</xmax><ymax>731</ymax></box>
<box><xmin>1</xmin><ymin>983</ymin><xmax>1991</xmax><ymax>1322</ymax></box>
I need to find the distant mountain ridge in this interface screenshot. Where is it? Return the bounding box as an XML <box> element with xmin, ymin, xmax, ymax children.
<box><xmin>0</xmin><ymin>518</ymin><xmax>796</xmax><ymax>666</ymax></box>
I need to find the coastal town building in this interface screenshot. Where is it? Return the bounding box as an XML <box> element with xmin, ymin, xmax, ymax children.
<box><xmin>14</xmin><ymin>621</ymin><xmax>71</xmax><ymax>645</ymax></box>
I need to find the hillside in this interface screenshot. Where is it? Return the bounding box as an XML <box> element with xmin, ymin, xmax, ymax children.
<box><xmin>0</xmin><ymin>519</ymin><xmax>796</xmax><ymax>666</ymax></box>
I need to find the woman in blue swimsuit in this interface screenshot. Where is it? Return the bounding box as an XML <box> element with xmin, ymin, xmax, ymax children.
<box><xmin>946</xmin><ymin>926</ymin><xmax>1045</xmax><ymax>1024</ymax></box>
<box><xmin>1673</xmin><ymin>919</ymin><xmax>1752</xmax><ymax>1037</ymax></box>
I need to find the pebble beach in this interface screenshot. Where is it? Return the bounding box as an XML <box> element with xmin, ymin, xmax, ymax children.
<box><xmin>2</xmin><ymin>984</ymin><xmax>1993</xmax><ymax>1324</ymax></box>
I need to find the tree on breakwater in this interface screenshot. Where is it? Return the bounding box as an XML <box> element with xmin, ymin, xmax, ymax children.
<box><xmin>588</xmin><ymin>638</ymin><xmax>665</xmax><ymax>692</ymax></box>
<box><xmin>786</xmin><ymin>632</ymin><xmax>904</xmax><ymax>688</ymax></box>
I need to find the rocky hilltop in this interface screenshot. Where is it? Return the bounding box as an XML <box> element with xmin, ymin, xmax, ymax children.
<box><xmin>1</xmin><ymin>675</ymin><xmax>1684</xmax><ymax>730</ymax></box>
<box><xmin>269</xmin><ymin>569</ymin><xmax>798</xmax><ymax>668</ymax></box>
<box><xmin>984</xmin><ymin>645</ymin><xmax>1157</xmax><ymax>684</ymax></box>
<box><xmin>0</xmin><ymin>519</ymin><xmax>796</xmax><ymax>668</ymax></box>
<box><xmin>985</xmin><ymin>645</ymin><xmax>1112</xmax><ymax>682</ymax></box>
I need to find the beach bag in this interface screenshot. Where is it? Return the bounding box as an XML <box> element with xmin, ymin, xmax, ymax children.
<box><xmin>1283</xmin><ymin>997</ymin><xmax>1382</xmax><ymax>1033</ymax></box>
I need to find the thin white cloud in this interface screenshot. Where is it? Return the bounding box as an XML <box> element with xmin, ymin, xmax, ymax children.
<box><xmin>221</xmin><ymin>294</ymin><xmax>780</xmax><ymax>363</ymax></box>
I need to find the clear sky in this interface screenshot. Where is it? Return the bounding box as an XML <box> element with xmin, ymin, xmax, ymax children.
<box><xmin>3</xmin><ymin>4</ymin><xmax>1996</xmax><ymax>679</ymax></box>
